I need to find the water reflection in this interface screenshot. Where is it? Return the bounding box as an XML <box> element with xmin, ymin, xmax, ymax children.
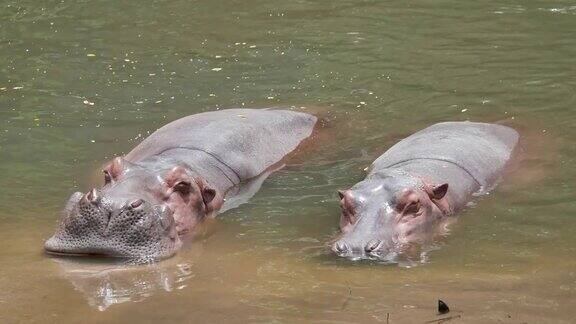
<box><xmin>51</xmin><ymin>257</ymin><xmax>195</xmax><ymax>311</ymax></box>
<box><xmin>48</xmin><ymin>166</ymin><xmax>277</xmax><ymax>310</ymax></box>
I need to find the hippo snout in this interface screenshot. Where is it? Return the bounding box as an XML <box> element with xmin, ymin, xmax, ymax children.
<box><xmin>45</xmin><ymin>189</ymin><xmax>181</xmax><ymax>260</ymax></box>
<box><xmin>332</xmin><ymin>239</ymin><xmax>386</xmax><ymax>259</ymax></box>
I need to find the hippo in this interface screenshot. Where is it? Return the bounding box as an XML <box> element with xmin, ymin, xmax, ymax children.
<box><xmin>45</xmin><ymin>108</ymin><xmax>317</xmax><ymax>261</ymax></box>
<box><xmin>333</xmin><ymin>122</ymin><xmax>519</xmax><ymax>263</ymax></box>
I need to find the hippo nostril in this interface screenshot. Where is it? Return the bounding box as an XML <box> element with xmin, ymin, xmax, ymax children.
<box><xmin>365</xmin><ymin>239</ymin><xmax>382</xmax><ymax>253</ymax></box>
<box><xmin>334</xmin><ymin>241</ymin><xmax>349</xmax><ymax>254</ymax></box>
<box><xmin>129</xmin><ymin>199</ymin><xmax>144</xmax><ymax>209</ymax></box>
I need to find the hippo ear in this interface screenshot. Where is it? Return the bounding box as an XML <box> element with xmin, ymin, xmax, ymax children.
<box><xmin>192</xmin><ymin>176</ymin><xmax>217</xmax><ymax>207</ymax></box>
<box><xmin>338</xmin><ymin>190</ymin><xmax>345</xmax><ymax>200</ymax></box>
<box><xmin>430</xmin><ymin>183</ymin><xmax>449</xmax><ymax>200</ymax></box>
<box><xmin>202</xmin><ymin>187</ymin><xmax>216</xmax><ymax>206</ymax></box>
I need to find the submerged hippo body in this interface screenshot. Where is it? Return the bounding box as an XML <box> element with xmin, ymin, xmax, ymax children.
<box><xmin>333</xmin><ymin>122</ymin><xmax>518</xmax><ymax>262</ymax></box>
<box><xmin>45</xmin><ymin>108</ymin><xmax>317</xmax><ymax>260</ymax></box>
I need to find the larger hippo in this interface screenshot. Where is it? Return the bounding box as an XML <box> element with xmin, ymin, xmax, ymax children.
<box><xmin>45</xmin><ymin>108</ymin><xmax>317</xmax><ymax>261</ymax></box>
<box><xmin>333</xmin><ymin>122</ymin><xmax>518</xmax><ymax>262</ymax></box>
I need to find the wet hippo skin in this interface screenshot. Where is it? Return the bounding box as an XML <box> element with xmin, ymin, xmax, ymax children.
<box><xmin>45</xmin><ymin>108</ymin><xmax>317</xmax><ymax>261</ymax></box>
<box><xmin>333</xmin><ymin>122</ymin><xmax>519</xmax><ymax>263</ymax></box>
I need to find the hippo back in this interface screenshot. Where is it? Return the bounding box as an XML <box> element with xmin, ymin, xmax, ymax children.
<box><xmin>125</xmin><ymin>108</ymin><xmax>317</xmax><ymax>181</ymax></box>
<box><xmin>370</xmin><ymin>122</ymin><xmax>519</xmax><ymax>189</ymax></box>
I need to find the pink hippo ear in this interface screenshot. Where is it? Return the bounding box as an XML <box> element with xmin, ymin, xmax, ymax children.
<box><xmin>428</xmin><ymin>183</ymin><xmax>449</xmax><ymax>200</ymax></box>
<box><xmin>195</xmin><ymin>178</ymin><xmax>220</xmax><ymax>211</ymax></box>
<box><xmin>337</xmin><ymin>189</ymin><xmax>357</xmax><ymax>226</ymax></box>
<box><xmin>193</xmin><ymin>176</ymin><xmax>216</xmax><ymax>206</ymax></box>
<box><xmin>201</xmin><ymin>187</ymin><xmax>216</xmax><ymax>206</ymax></box>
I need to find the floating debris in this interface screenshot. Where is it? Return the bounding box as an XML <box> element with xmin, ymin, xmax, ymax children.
<box><xmin>438</xmin><ymin>299</ymin><xmax>450</xmax><ymax>314</ymax></box>
<box><xmin>83</xmin><ymin>100</ymin><xmax>95</xmax><ymax>106</ymax></box>
<box><xmin>211</xmin><ymin>67</ymin><xmax>222</xmax><ymax>71</ymax></box>
<box><xmin>461</xmin><ymin>108</ymin><xmax>468</xmax><ymax>112</ymax></box>
<box><xmin>87</xmin><ymin>53</ymin><xmax>96</xmax><ymax>57</ymax></box>
<box><xmin>13</xmin><ymin>86</ymin><xmax>23</xmax><ymax>90</ymax></box>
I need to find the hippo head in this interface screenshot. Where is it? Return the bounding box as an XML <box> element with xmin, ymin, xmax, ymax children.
<box><xmin>332</xmin><ymin>173</ymin><xmax>450</xmax><ymax>263</ymax></box>
<box><xmin>45</xmin><ymin>157</ymin><xmax>219</xmax><ymax>261</ymax></box>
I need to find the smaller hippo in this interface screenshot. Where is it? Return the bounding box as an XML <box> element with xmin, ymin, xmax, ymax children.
<box><xmin>333</xmin><ymin>122</ymin><xmax>518</xmax><ymax>263</ymax></box>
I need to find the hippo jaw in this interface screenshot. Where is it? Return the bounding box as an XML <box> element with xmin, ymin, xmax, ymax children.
<box><xmin>45</xmin><ymin>190</ymin><xmax>181</xmax><ymax>261</ymax></box>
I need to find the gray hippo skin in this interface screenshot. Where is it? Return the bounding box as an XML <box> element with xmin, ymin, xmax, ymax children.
<box><xmin>45</xmin><ymin>108</ymin><xmax>317</xmax><ymax>261</ymax></box>
<box><xmin>333</xmin><ymin>122</ymin><xmax>518</xmax><ymax>262</ymax></box>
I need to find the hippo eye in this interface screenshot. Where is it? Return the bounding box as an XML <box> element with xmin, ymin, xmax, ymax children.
<box><xmin>103</xmin><ymin>170</ymin><xmax>112</xmax><ymax>184</ymax></box>
<box><xmin>173</xmin><ymin>181</ymin><xmax>192</xmax><ymax>196</ymax></box>
<box><xmin>403</xmin><ymin>201</ymin><xmax>420</xmax><ymax>215</ymax></box>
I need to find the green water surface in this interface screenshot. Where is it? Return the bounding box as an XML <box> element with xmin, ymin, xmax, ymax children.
<box><xmin>1</xmin><ymin>0</ymin><xmax>575</xmax><ymax>323</ymax></box>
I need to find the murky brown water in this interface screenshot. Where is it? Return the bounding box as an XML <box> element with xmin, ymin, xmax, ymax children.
<box><xmin>1</xmin><ymin>0</ymin><xmax>575</xmax><ymax>323</ymax></box>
